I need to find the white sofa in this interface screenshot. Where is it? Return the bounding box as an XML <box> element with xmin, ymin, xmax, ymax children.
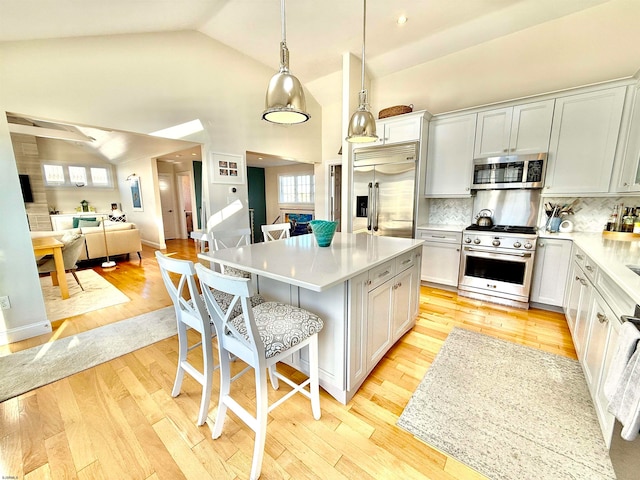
<box><xmin>30</xmin><ymin>222</ymin><xmax>142</xmax><ymax>261</ymax></box>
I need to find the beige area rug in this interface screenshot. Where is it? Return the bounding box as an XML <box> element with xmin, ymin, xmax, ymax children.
<box><xmin>0</xmin><ymin>307</ymin><xmax>176</xmax><ymax>402</ymax></box>
<box><xmin>40</xmin><ymin>269</ymin><xmax>130</xmax><ymax>321</ymax></box>
<box><xmin>397</xmin><ymin>328</ymin><xmax>616</xmax><ymax>480</ymax></box>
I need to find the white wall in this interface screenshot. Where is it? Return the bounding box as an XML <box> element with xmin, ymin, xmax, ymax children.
<box><xmin>0</xmin><ymin>30</ymin><xmax>322</xmax><ymax>343</ymax></box>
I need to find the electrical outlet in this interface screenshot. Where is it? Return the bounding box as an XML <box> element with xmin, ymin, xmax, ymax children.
<box><xmin>0</xmin><ymin>295</ymin><xmax>10</xmax><ymax>310</ymax></box>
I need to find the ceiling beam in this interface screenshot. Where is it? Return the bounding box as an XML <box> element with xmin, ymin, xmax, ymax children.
<box><xmin>8</xmin><ymin>123</ymin><xmax>94</xmax><ymax>142</ymax></box>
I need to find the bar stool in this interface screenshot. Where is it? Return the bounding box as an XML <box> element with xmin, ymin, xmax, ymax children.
<box><xmin>261</xmin><ymin>222</ymin><xmax>291</xmax><ymax>241</ymax></box>
<box><xmin>195</xmin><ymin>263</ymin><xmax>323</xmax><ymax>480</ymax></box>
<box><xmin>207</xmin><ymin>228</ymin><xmax>253</xmax><ymax>278</ymax></box>
<box><xmin>155</xmin><ymin>251</ymin><xmax>264</xmax><ymax>426</ymax></box>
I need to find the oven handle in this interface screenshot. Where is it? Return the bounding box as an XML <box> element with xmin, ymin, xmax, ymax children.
<box><xmin>463</xmin><ymin>246</ymin><xmax>532</xmax><ymax>258</ymax></box>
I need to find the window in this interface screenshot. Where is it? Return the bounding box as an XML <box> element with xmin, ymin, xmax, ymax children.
<box><xmin>42</xmin><ymin>164</ymin><xmax>113</xmax><ymax>188</ymax></box>
<box><xmin>279</xmin><ymin>174</ymin><xmax>314</xmax><ymax>204</ymax></box>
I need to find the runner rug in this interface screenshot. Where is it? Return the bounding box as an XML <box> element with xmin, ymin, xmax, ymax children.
<box><xmin>397</xmin><ymin>327</ymin><xmax>615</xmax><ymax>480</ymax></box>
<box><xmin>0</xmin><ymin>307</ymin><xmax>176</xmax><ymax>402</ymax></box>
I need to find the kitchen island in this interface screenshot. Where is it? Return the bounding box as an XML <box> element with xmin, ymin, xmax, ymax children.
<box><xmin>198</xmin><ymin>232</ymin><xmax>423</xmax><ymax>403</ymax></box>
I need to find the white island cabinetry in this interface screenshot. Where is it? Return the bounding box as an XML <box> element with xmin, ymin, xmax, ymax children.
<box><xmin>199</xmin><ymin>233</ymin><xmax>423</xmax><ymax>404</ymax></box>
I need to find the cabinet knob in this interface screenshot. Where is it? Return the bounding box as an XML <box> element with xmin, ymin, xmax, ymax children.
<box><xmin>465</xmin><ymin>187</ymin><xmax>470</xmax><ymax>191</ymax></box>
<box><xmin>539</xmin><ymin>242</ymin><xmax>545</xmax><ymax>247</ymax></box>
<box><xmin>596</xmin><ymin>312</ymin><xmax>608</xmax><ymax>324</ymax></box>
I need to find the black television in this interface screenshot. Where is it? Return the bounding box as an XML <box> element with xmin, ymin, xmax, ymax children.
<box><xmin>19</xmin><ymin>174</ymin><xmax>34</xmax><ymax>203</ymax></box>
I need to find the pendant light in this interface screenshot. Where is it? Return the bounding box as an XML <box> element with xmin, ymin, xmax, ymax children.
<box><xmin>262</xmin><ymin>0</ymin><xmax>310</xmax><ymax>125</ymax></box>
<box><xmin>346</xmin><ymin>0</ymin><xmax>378</xmax><ymax>143</ymax></box>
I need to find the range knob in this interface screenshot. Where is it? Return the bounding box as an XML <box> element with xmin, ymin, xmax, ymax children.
<box><xmin>464</xmin><ymin>237</ymin><xmax>472</xmax><ymax>244</ymax></box>
<box><xmin>492</xmin><ymin>239</ymin><xmax>501</xmax><ymax>247</ymax></box>
<box><xmin>524</xmin><ymin>242</ymin><xmax>533</xmax><ymax>249</ymax></box>
<box><xmin>473</xmin><ymin>238</ymin><xmax>481</xmax><ymax>245</ymax></box>
<box><xmin>513</xmin><ymin>241</ymin><xmax>522</xmax><ymax>248</ymax></box>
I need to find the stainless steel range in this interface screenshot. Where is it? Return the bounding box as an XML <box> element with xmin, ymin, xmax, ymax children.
<box><xmin>457</xmin><ymin>189</ymin><xmax>542</xmax><ymax>309</ymax></box>
<box><xmin>458</xmin><ymin>224</ymin><xmax>538</xmax><ymax>309</ymax></box>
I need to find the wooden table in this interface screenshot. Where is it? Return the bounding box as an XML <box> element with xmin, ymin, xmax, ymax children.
<box><xmin>32</xmin><ymin>236</ymin><xmax>69</xmax><ymax>299</ymax></box>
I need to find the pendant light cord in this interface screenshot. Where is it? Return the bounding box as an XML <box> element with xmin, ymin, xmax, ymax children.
<box><xmin>360</xmin><ymin>0</ymin><xmax>367</xmax><ymax>92</ymax></box>
<box><xmin>281</xmin><ymin>0</ymin><xmax>287</xmax><ymax>45</ymax></box>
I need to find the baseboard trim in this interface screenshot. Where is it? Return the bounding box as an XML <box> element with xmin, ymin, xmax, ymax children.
<box><xmin>141</xmin><ymin>239</ymin><xmax>162</xmax><ymax>249</ymax></box>
<box><xmin>0</xmin><ymin>321</ymin><xmax>52</xmax><ymax>346</ymax></box>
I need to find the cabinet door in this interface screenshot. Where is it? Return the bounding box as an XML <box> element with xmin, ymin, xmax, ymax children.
<box><xmin>374</xmin><ymin>114</ymin><xmax>423</xmax><ymax>146</ymax></box>
<box><xmin>367</xmin><ymin>280</ymin><xmax>394</xmax><ymax>369</ymax></box>
<box><xmin>573</xmin><ymin>271</ymin><xmax>592</xmax><ymax>360</ymax></box>
<box><xmin>392</xmin><ymin>267</ymin><xmax>416</xmax><ymax>340</ymax></box>
<box><xmin>347</xmin><ymin>271</ymin><xmax>370</xmax><ymax>390</ymax></box>
<box><xmin>425</xmin><ymin>114</ymin><xmax>476</xmax><ymax>197</ymax></box>
<box><xmin>616</xmin><ymin>84</ymin><xmax>640</xmax><ymax>192</ymax></box>
<box><xmin>509</xmin><ymin>100</ymin><xmax>555</xmax><ymax>154</ymax></box>
<box><xmin>421</xmin><ymin>241</ymin><xmax>461</xmax><ymax>287</ymax></box>
<box><xmin>474</xmin><ymin>107</ymin><xmax>512</xmax><ymax>157</ymax></box>
<box><xmin>583</xmin><ymin>292</ymin><xmax>614</xmax><ymax>397</ymax></box>
<box><xmin>565</xmin><ymin>260</ymin><xmax>582</xmax><ymax>334</ymax></box>
<box><xmin>545</xmin><ymin>86</ymin><xmax>626</xmax><ymax>194</ymax></box>
<box><xmin>530</xmin><ymin>238</ymin><xmax>572</xmax><ymax>306</ymax></box>
<box><xmin>595</xmin><ymin>314</ymin><xmax>619</xmax><ymax>446</ymax></box>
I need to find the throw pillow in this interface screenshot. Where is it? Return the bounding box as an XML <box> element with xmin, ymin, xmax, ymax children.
<box><xmin>78</xmin><ymin>219</ymin><xmax>100</xmax><ymax>228</ymax></box>
<box><xmin>73</xmin><ymin>216</ymin><xmax>96</xmax><ymax>228</ymax></box>
<box><xmin>109</xmin><ymin>213</ymin><xmax>127</xmax><ymax>223</ymax></box>
<box><xmin>60</xmin><ymin>231</ymin><xmax>82</xmax><ymax>246</ymax></box>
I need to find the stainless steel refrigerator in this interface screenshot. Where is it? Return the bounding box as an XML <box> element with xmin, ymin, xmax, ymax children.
<box><xmin>353</xmin><ymin>141</ymin><xmax>418</xmax><ymax>238</ymax></box>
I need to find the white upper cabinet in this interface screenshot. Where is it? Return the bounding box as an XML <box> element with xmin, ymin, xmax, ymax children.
<box><xmin>545</xmin><ymin>86</ymin><xmax>626</xmax><ymax>194</ymax></box>
<box><xmin>372</xmin><ymin>111</ymin><xmax>427</xmax><ymax>146</ymax></box>
<box><xmin>473</xmin><ymin>100</ymin><xmax>555</xmax><ymax>158</ymax></box>
<box><xmin>424</xmin><ymin>113</ymin><xmax>477</xmax><ymax>197</ymax></box>
<box><xmin>615</xmin><ymin>83</ymin><xmax>640</xmax><ymax>192</ymax></box>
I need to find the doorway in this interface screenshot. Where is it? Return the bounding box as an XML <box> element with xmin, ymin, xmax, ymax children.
<box><xmin>247</xmin><ymin>167</ymin><xmax>267</xmax><ymax>242</ymax></box>
<box><xmin>158</xmin><ymin>173</ymin><xmax>178</xmax><ymax>240</ymax></box>
<box><xmin>329</xmin><ymin>163</ymin><xmax>342</xmax><ymax>231</ymax></box>
<box><xmin>176</xmin><ymin>171</ymin><xmax>195</xmax><ymax>238</ymax></box>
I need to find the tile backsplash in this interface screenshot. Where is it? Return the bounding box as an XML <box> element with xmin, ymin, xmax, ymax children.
<box><xmin>539</xmin><ymin>197</ymin><xmax>640</xmax><ymax>232</ymax></box>
<box><xmin>426</xmin><ymin>196</ymin><xmax>640</xmax><ymax>232</ymax></box>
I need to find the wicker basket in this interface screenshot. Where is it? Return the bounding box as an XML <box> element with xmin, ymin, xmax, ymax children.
<box><xmin>378</xmin><ymin>104</ymin><xmax>413</xmax><ymax>119</ymax></box>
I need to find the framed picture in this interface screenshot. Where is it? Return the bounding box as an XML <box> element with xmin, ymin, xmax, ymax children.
<box><xmin>130</xmin><ymin>176</ymin><xmax>143</xmax><ymax>211</ymax></box>
<box><xmin>212</xmin><ymin>152</ymin><xmax>245</xmax><ymax>185</ymax></box>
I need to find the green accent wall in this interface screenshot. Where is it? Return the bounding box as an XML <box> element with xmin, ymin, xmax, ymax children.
<box><xmin>193</xmin><ymin>160</ymin><xmax>203</xmax><ymax>229</ymax></box>
<box><xmin>247</xmin><ymin>167</ymin><xmax>266</xmax><ymax>242</ymax></box>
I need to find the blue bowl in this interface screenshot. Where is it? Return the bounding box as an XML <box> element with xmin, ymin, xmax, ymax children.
<box><xmin>309</xmin><ymin>220</ymin><xmax>338</xmax><ymax>247</ymax></box>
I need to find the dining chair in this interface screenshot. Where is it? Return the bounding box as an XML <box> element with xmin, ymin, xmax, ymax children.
<box><xmin>37</xmin><ymin>234</ymin><xmax>86</xmax><ymax>291</ymax></box>
<box><xmin>207</xmin><ymin>228</ymin><xmax>252</xmax><ymax>278</ymax></box>
<box><xmin>155</xmin><ymin>251</ymin><xmax>265</xmax><ymax>426</ymax></box>
<box><xmin>195</xmin><ymin>263</ymin><xmax>323</xmax><ymax>480</ymax></box>
<box><xmin>261</xmin><ymin>222</ymin><xmax>291</xmax><ymax>242</ymax></box>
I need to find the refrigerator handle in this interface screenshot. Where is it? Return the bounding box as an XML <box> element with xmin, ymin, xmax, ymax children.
<box><xmin>367</xmin><ymin>182</ymin><xmax>373</xmax><ymax>231</ymax></box>
<box><xmin>373</xmin><ymin>182</ymin><xmax>380</xmax><ymax>231</ymax></box>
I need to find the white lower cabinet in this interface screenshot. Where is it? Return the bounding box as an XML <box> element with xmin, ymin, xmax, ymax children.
<box><xmin>348</xmin><ymin>247</ymin><xmax>421</xmax><ymax>395</ymax></box>
<box><xmin>564</xmin><ymin>244</ymin><xmax>634</xmax><ymax>447</ymax></box>
<box><xmin>530</xmin><ymin>238</ymin><xmax>572</xmax><ymax>307</ymax></box>
<box><xmin>417</xmin><ymin>229</ymin><xmax>462</xmax><ymax>287</ymax></box>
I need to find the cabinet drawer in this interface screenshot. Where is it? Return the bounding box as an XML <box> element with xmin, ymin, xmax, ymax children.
<box><xmin>396</xmin><ymin>250</ymin><xmax>415</xmax><ymax>273</ymax></box>
<box><xmin>596</xmin><ymin>270</ymin><xmax>636</xmax><ymax>319</ymax></box>
<box><xmin>417</xmin><ymin>229</ymin><xmax>462</xmax><ymax>244</ymax></box>
<box><xmin>573</xmin><ymin>246</ymin><xmax>598</xmax><ymax>283</ymax></box>
<box><xmin>368</xmin><ymin>260</ymin><xmax>395</xmax><ymax>291</ymax></box>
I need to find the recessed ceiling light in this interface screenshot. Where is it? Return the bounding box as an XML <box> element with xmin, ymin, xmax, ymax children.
<box><xmin>397</xmin><ymin>15</ymin><xmax>408</xmax><ymax>25</ymax></box>
<box><xmin>258</xmin><ymin>157</ymin><xmax>263</xmax><ymax>160</ymax></box>
<box><xmin>191</xmin><ymin>152</ymin><xmax>197</xmax><ymax>156</ymax></box>
<box><xmin>176</xmin><ymin>154</ymin><xmax>182</xmax><ymax>157</ymax></box>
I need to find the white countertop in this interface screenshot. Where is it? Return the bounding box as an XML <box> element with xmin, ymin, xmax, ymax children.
<box><xmin>540</xmin><ymin>232</ymin><xmax>640</xmax><ymax>306</ymax></box>
<box><xmin>198</xmin><ymin>232</ymin><xmax>424</xmax><ymax>292</ymax></box>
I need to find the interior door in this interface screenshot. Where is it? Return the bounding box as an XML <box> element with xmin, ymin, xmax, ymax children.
<box><xmin>330</xmin><ymin>164</ymin><xmax>342</xmax><ymax>231</ymax></box>
<box><xmin>158</xmin><ymin>173</ymin><xmax>178</xmax><ymax>240</ymax></box>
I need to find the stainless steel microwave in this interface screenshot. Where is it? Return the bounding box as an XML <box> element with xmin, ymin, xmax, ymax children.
<box><xmin>471</xmin><ymin>153</ymin><xmax>547</xmax><ymax>190</ymax></box>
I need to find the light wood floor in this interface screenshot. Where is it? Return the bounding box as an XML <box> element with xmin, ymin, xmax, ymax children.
<box><xmin>1</xmin><ymin>239</ymin><xmax>575</xmax><ymax>479</ymax></box>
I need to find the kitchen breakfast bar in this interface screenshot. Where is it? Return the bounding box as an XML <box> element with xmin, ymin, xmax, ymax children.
<box><xmin>198</xmin><ymin>232</ymin><xmax>423</xmax><ymax>404</ymax></box>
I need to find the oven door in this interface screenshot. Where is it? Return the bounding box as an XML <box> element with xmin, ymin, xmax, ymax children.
<box><xmin>458</xmin><ymin>246</ymin><xmax>534</xmax><ymax>302</ymax></box>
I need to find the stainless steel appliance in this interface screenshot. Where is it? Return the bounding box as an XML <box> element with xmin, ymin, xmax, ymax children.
<box><xmin>458</xmin><ymin>225</ymin><xmax>537</xmax><ymax>308</ymax></box>
<box><xmin>472</xmin><ymin>153</ymin><xmax>547</xmax><ymax>190</ymax></box>
<box><xmin>352</xmin><ymin>142</ymin><xmax>418</xmax><ymax>238</ymax></box>
<box><xmin>458</xmin><ymin>189</ymin><xmax>542</xmax><ymax>309</ymax></box>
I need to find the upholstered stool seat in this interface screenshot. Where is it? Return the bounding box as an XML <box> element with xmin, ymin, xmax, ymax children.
<box><xmin>228</xmin><ymin>302</ymin><xmax>323</xmax><ymax>358</ymax></box>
